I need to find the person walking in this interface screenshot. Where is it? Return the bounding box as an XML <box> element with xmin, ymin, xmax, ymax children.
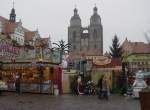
<box><xmin>97</xmin><ymin>75</ymin><xmax>104</xmax><ymax>99</ymax></box>
<box><xmin>0</xmin><ymin>75</ymin><xmax>2</xmax><ymax>96</ymax></box>
<box><xmin>15</xmin><ymin>73</ymin><xmax>21</xmax><ymax>94</ymax></box>
<box><xmin>77</xmin><ymin>76</ymin><xmax>84</xmax><ymax>95</ymax></box>
<box><xmin>101</xmin><ymin>76</ymin><xmax>109</xmax><ymax>100</ymax></box>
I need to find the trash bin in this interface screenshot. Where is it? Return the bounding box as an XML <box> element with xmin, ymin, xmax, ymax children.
<box><xmin>54</xmin><ymin>84</ymin><xmax>59</xmax><ymax>96</ymax></box>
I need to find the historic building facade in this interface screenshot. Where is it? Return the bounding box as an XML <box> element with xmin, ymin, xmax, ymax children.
<box><xmin>122</xmin><ymin>38</ymin><xmax>150</xmax><ymax>72</ymax></box>
<box><xmin>0</xmin><ymin>7</ymin><xmax>25</xmax><ymax>45</ymax></box>
<box><xmin>68</xmin><ymin>6</ymin><xmax>103</xmax><ymax>58</ymax></box>
<box><xmin>0</xmin><ymin>4</ymin><xmax>52</xmax><ymax>62</ymax></box>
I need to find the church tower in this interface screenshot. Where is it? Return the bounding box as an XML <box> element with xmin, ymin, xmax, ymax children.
<box><xmin>9</xmin><ymin>1</ymin><xmax>16</xmax><ymax>22</ymax></box>
<box><xmin>68</xmin><ymin>8</ymin><xmax>82</xmax><ymax>53</ymax></box>
<box><xmin>89</xmin><ymin>6</ymin><xmax>103</xmax><ymax>55</ymax></box>
<box><xmin>68</xmin><ymin>6</ymin><xmax>103</xmax><ymax>58</ymax></box>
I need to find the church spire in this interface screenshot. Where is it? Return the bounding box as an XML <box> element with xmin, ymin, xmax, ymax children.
<box><xmin>93</xmin><ymin>4</ymin><xmax>98</xmax><ymax>14</ymax></box>
<box><xmin>70</xmin><ymin>5</ymin><xmax>81</xmax><ymax>27</ymax></box>
<box><xmin>90</xmin><ymin>5</ymin><xmax>101</xmax><ymax>26</ymax></box>
<box><xmin>13</xmin><ymin>0</ymin><xmax>15</xmax><ymax>8</ymax></box>
<box><xmin>74</xmin><ymin>5</ymin><xmax>78</xmax><ymax>15</ymax></box>
<box><xmin>10</xmin><ymin>0</ymin><xmax>16</xmax><ymax>22</ymax></box>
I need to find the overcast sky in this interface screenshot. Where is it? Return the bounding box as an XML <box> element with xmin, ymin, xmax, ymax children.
<box><xmin>0</xmin><ymin>0</ymin><xmax>150</xmax><ymax>52</ymax></box>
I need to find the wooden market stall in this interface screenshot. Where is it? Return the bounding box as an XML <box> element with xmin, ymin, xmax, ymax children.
<box><xmin>0</xmin><ymin>62</ymin><xmax>62</xmax><ymax>94</ymax></box>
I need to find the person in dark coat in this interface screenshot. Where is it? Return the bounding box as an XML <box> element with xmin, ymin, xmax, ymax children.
<box><xmin>101</xmin><ymin>76</ymin><xmax>109</xmax><ymax>100</ymax></box>
<box><xmin>15</xmin><ymin>73</ymin><xmax>21</xmax><ymax>94</ymax></box>
<box><xmin>97</xmin><ymin>75</ymin><xmax>104</xmax><ymax>99</ymax></box>
<box><xmin>0</xmin><ymin>75</ymin><xmax>2</xmax><ymax>95</ymax></box>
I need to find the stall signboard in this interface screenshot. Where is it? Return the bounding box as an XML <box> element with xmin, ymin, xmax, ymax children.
<box><xmin>86</xmin><ymin>55</ymin><xmax>111</xmax><ymax>65</ymax></box>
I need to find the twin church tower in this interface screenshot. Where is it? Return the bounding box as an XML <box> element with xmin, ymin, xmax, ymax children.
<box><xmin>68</xmin><ymin>6</ymin><xmax>103</xmax><ymax>57</ymax></box>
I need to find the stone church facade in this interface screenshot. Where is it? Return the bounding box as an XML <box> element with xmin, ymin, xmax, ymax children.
<box><xmin>68</xmin><ymin>6</ymin><xmax>103</xmax><ymax>59</ymax></box>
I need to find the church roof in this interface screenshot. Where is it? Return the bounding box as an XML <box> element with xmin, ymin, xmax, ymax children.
<box><xmin>71</xmin><ymin>8</ymin><xmax>81</xmax><ymax>19</ymax></box>
<box><xmin>90</xmin><ymin>7</ymin><xmax>101</xmax><ymax>25</ymax></box>
<box><xmin>90</xmin><ymin>13</ymin><xmax>100</xmax><ymax>19</ymax></box>
<box><xmin>70</xmin><ymin>8</ymin><xmax>81</xmax><ymax>23</ymax></box>
<box><xmin>71</xmin><ymin>14</ymin><xmax>81</xmax><ymax>20</ymax></box>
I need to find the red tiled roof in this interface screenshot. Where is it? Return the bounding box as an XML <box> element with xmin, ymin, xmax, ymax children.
<box><xmin>130</xmin><ymin>42</ymin><xmax>150</xmax><ymax>53</ymax></box>
<box><xmin>5</xmin><ymin>22</ymin><xmax>17</xmax><ymax>33</ymax></box>
<box><xmin>0</xmin><ymin>16</ymin><xmax>18</xmax><ymax>34</ymax></box>
<box><xmin>0</xmin><ymin>16</ymin><xmax>37</xmax><ymax>41</ymax></box>
<box><xmin>0</xmin><ymin>16</ymin><xmax>9</xmax><ymax>33</ymax></box>
<box><xmin>24</xmin><ymin>31</ymin><xmax>36</xmax><ymax>41</ymax></box>
<box><xmin>122</xmin><ymin>38</ymin><xmax>150</xmax><ymax>54</ymax></box>
<box><xmin>0</xmin><ymin>16</ymin><xmax>9</xmax><ymax>22</ymax></box>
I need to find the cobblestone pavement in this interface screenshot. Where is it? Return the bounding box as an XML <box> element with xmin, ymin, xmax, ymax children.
<box><xmin>0</xmin><ymin>92</ymin><xmax>140</xmax><ymax>110</ymax></box>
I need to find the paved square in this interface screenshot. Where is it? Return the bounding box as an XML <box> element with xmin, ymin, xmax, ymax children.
<box><xmin>0</xmin><ymin>93</ymin><xmax>140</xmax><ymax>110</ymax></box>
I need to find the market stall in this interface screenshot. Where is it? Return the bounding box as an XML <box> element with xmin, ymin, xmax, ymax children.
<box><xmin>0</xmin><ymin>62</ymin><xmax>61</xmax><ymax>94</ymax></box>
